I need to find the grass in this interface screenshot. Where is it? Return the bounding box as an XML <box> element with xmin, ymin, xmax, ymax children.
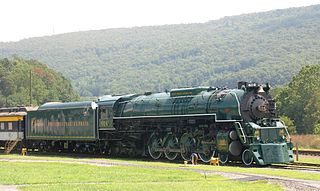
<box><xmin>21</xmin><ymin>181</ymin><xmax>280</xmax><ymax>191</ymax></box>
<box><xmin>1</xmin><ymin>153</ymin><xmax>320</xmax><ymax>181</ymax></box>
<box><xmin>295</xmin><ymin>155</ymin><xmax>320</xmax><ymax>164</ymax></box>
<box><xmin>0</xmin><ymin>152</ymin><xmax>87</xmax><ymax>161</ymax></box>
<box><xmin>192</xmin><ymin>164</ymin><xmax>320</xmax><ymax>181</ymax></box>
<box><xmin>291</xmin><ymin>134</ymin><xmax>320</xmax><ymax>149</ymax></box>
<box><xmin>0</xmin><ymin>161</ymin><xmax>282</xmax><ymax>191</ymax></box>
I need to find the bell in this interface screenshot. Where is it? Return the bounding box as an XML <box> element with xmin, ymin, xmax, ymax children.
<box><xmin>257</xmin><ymin>86</ymin><xmax>265</xmax><ymax>94</ymax></box>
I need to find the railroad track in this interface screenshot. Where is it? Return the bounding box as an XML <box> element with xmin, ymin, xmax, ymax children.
<box><xmin>271</xmin><ymin>162</ymin><xmax>320</xmax><ymax>172</ymax></box>
<box><xmin>293</xmin><ymin>149</ymin><xmax>320</xmax><ymax>156</ymax></box>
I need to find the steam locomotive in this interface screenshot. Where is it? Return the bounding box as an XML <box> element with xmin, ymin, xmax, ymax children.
<box><xmin>0</xmin><ymin>82</ymin><xmax>294</xmax><ymax>165</ymax></box>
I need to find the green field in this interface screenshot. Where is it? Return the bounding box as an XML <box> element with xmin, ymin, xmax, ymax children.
<box><xmin>295</xmin><ymin>155</ymin><xmax>320</xmax><ymax>164</ymax></box>
<box><xmin>0</xmin><ymin>161</ymin><xmax>282</xmax><ymax>191</ymax></box>
<box><xmin>1</xmin><ymin>153</ymin><xmax>320</xmax><ymax>181</ymax></box>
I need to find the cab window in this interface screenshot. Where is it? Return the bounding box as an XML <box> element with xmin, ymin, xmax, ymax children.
<box><xmin>99</xmin><ymin>107</ymin><xmax>113</xmax><ymax>128</ymax></box>
<box><xmin>0</xmin><ymin>123</ymin><xmax>4</xmax><ymax>130</ymax></box>
<box><xmin>8</xmin><ymin>122</ymin><xmax>12</xmax><ymax>130</ymax></box>
<box><xmin>100</xmin><ymin>108</ymin><xmax>108</xmax><ymax>119</ymax></box>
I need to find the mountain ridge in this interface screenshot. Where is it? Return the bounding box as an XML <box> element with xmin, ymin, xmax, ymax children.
<box><xmin>1</xmin><ymin>4</ymin><xmax>320</xmax><ymax>96</ymax></box>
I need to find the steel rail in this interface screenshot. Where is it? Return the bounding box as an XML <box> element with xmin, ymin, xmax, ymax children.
<box><xmin>293</xmin><ymin>149</ymin><xmax>320</xmax><ymax>156</ymax></box>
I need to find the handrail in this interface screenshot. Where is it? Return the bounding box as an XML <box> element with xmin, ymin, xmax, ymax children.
<box><xmin>280</xmin><ymin>120</ymin><xmax>291</xmax><ymax>140</ymax></box>
<box><xmin>229</xmin><ymin>92</ymin><xmax>241</xmax><ymax>116</ymax></box>
<box><xmin>235</xmin><ymin>122</ymin><xmax>246</xmax><ymax>144</ymax></box>
<box><xmin>251</xmin><ymin>126</ymin><xmax>288</xmax><ymax>129</ymax></box>
<box><xmin>4</xmin><ymin>139</ymin><xmax>20</xmax><ymax>154</ymax></box>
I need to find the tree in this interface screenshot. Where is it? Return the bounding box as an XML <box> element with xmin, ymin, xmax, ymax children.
<box><xmin>314</xmin><ymin>124</ymin><xmax>320</xmax><ymax>134</ymax></box>
<box><xmin>277</xmin><ymin>65</ymin><xmax>320</xmax><ymax>134</ymax></box>
<box><xmin>0</xmin><ymin>58</ymin><xmax>79</xmax><ymax>107</ymax></box>
<box><xmin>279</xmin><ymin>115</ymin><xmax>296</xmax><ymax>134</ymax></box>
<box><xmin>0</xmin><ymin>5</ymin><xmax>320</xmax><ymax>96</ymax></box>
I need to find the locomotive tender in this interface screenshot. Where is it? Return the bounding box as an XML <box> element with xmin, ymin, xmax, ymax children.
<box><xmin>1</xmin><ymin>82</ymin><xmax>294</xmax><ymax>166</ymax></box>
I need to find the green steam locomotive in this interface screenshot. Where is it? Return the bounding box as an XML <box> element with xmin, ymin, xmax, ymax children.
<box><xmin>2</xmin><ymin>81</ymin><xmax>294</xmax><ymax>165</ymax></box>
<box><xmin>98</xmin><ymin>81</ymin><xmax>294</xmax><ymax>165</ymax></box>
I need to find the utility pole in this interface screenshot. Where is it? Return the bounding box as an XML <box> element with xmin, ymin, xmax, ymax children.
<box><xmin>29</xmin><ymin>69</ymin><xmax>32</xmax><ymax>106</ymax></box>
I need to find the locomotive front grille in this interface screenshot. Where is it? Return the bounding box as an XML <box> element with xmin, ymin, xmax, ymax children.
<box><xmin>260</xmin><ymin>143</ymin><xmax>289</xmax><ymax>164</ymax></box>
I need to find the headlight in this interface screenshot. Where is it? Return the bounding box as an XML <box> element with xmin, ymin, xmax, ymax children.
<box><xmin>254</xmin><ymin>130</ymin><xmax>260</xmax><ymax>138</ymax></box>
<box><xmin>279</xmin><ymin>129</ymin><xmax>285</xmax><ymax>137</ymax></box>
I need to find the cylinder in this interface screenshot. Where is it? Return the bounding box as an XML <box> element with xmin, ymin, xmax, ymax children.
<box><xmin>229</xmin><ymin>140</ymin><xmax>242</xmax><ymax>156</ymax></box>
<box><xmin>229</xmin><ymin>130</ymin><xmax>238</xmax><ymax>141</ymax></box>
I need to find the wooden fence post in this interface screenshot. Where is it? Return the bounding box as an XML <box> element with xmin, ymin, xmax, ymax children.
<box><xmin>295</xmin><ymin>143</ymin><xmax>299</xmax><ymax>161</ymax></box>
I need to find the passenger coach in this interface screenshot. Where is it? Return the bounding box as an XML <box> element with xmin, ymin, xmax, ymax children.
<box><xmin>0</xmin><ymin>107</ymin><xmax>36</xmax><ymax>153</ymax></box>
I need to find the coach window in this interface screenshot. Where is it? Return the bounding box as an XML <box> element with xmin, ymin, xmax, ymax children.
<box><xmin>0</xmin><ymin>123</ymin><xmax>4</xmax><ymax>130</ymax></box>
<box><xmin>8</xmin><ymin>122</ymin><xmax>12</xmax><ymax>130</ymax></box>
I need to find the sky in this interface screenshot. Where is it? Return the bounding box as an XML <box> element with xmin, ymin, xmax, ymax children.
<box><xmin>0</xmin><ymin>0</ymin><xmax>319</xmax><ymax>42</ymax></box>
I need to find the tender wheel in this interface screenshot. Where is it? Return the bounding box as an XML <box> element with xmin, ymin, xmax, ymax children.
<box><xmin>180</xmin><ymin>133</ymin><xmax>196</xmax><ymax>161</ymax></box>
<box><xmin>242</xmin><ymin>149</ymin><xmax>253</xmax><ymax>166</ymax></box>
<box><xmin>45</xmin><ymin>144</ymin><xmax>52</xmax><ymax>152</ymax></box>
<box><xmin>163</xmin><ymin>134</ymin><xmax>179</xmax><ymax>160</ymax></box>
<box><xmin>88</xmin><ymin>146</ymin><xmax>96</xmax><ymax>154</ymax></box>
<box><xmin>147</xmin><ymin>133</ymin><xmax>163</xmax><ymax>160</ymax></box>
<box><xmin>219</xmin><ymin>153</ymin><xmax>229</xmax><ymax>165</ymax></box>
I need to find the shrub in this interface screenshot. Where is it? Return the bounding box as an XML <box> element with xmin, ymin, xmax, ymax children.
<box><xmin>291</xmin><ymin>134</ymin><xmax>320</xmax><ymax>149</ymax></box>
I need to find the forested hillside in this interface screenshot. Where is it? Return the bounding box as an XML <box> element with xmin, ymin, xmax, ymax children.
<box><xmin>0</xmin><ymin>58</ymin><xmax>79</xmax><ymax>107</ymax></box>
<box><xmin>275</xmin><ymin>64</ymin><xmax>320</xmax><ymax>134</ymax></box>
<box><xmin>0</xmin><ymin>5</ymin><xmax>319</xmax><ymax>96</ymax></box>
